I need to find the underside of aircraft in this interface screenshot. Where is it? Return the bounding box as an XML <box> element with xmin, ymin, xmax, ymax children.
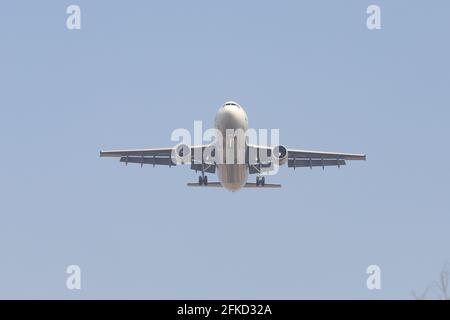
<box><xmin>100</xmin><ymin>101</ymin><xmax>366</xmax><ymax>191</ymax></box>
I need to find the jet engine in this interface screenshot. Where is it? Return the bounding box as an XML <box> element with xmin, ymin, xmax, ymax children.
<box><xmin>173</xmin><ymin>144</ymin><xmax>191</xmax><ymax>164</ymax></box>
<box><xmin>272</xmin><ymin>145</ymin><xmax>288</xmax><ymax>166</ymax></box>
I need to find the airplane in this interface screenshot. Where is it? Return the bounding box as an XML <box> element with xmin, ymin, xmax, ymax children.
<box><xmin>100</xmin><ymin>101</ymin><xmax>366</xmax><ymax>191</ymax></box>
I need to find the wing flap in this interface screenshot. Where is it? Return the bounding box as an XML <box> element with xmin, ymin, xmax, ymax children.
<box><xmin>119</xmin><ymin>156</ymin><xmax>175</xmax><ymax>166</ymax></box>
<box><xmin>288</xmin><ymin>159</ymin><xmax>346</xmax><ymax>168</ymax></box>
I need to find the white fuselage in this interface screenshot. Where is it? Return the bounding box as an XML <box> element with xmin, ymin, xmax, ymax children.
<box><xmin>214</xmin><ymin>102</ymin><xmax>249</xmax><ymax>191</ymax></box>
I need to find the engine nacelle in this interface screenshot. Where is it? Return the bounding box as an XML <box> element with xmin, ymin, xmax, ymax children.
<box><xmin>172</xmin><ymin>144</ymin><xmax>191</xmax><ymax>164</ymax></box>
<box><xmin>202</xmin><ymin>144</ymin><xmax>217</xmax><ymax>163</ymax></box>
<box><xmin>272</xmin><ymin>145</ymin><xmax>288</xmax><ymax>166</ymax></box>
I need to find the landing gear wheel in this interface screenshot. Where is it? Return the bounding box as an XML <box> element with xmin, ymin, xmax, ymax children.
<box><xmin>199</xmin><ymin>175</ymin><xmax>208</xmax><ymax>186</ymax></box>
<box><xmin>256</xmin><ymin>176</ymin><xmax>265</xmax><ymax>187</ymax></box>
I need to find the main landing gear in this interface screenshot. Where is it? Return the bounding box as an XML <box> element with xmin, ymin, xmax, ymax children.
<box><xmin>256</xmin><ymin>176</ymin><xmax>265</xmax><ymax>187</ymax></box>
<box><xmin>198</xmin><ymin>162</ymin><xmax>209</xmax><ymax>186</ymax></box>
<box><xmin>198</xmin><ymin>175</ymin><xmax>208</xmax><ymax>186</ymax></box>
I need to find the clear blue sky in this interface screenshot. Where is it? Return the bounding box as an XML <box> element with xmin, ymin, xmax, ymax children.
<box><xmin>1</xmin><ymin>0</ymin><xmax>449</xmax><ymax>299</ymax></box>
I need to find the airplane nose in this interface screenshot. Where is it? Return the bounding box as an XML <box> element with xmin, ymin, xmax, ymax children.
<box><xmin>215</xmin><ymin>103</ymin><xmax>248</xmax><ymax>131</ymax></box>
<box><xmin>222</xmin><ymin>112</ymin><xmax>242</xmax><ymax>130</ymax></box>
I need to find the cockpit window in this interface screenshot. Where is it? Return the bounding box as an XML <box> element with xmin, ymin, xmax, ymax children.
<box><xmin>224</xmin><ymin>102</ymin><xmax>240</xmax><ymax>108</ymax></box>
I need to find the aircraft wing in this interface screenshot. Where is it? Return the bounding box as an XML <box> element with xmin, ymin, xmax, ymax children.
<box><xmin>100</xmin><ymin>147</ymin><xmax>175</xmax><ymax>166</ymax></box>
<box><xmin>100</xmin><ymin>146</ymin><xmax>215</xmax><ymax>173</ymax></box>
<box><xmin>100</xmin><ymin>148</ymin><xmax>173</xmax><ymax>158</ymax></box>
<box><xmin>287</xmin><ymin>149</ymin><xmax>366</xmax><ymax>169</ymax></box>
<box><xmin>248</xmin><ymin>145</ymin><xmax>365</xmax><ymax>172</ymax></box>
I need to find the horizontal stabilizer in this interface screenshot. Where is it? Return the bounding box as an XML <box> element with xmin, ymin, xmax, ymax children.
<box><xmin>187</xmin><ymin>182</ymin><xmax>222</xmax><ymax>187</ymax></box>
<box><xmin>186</xmin><ymin>182</ymin><xmax>282</xmax><ymax>188</ymax></box>
<box><xmin>244</xmin><ymin>183</ymin><xmax>281</xmax><ymax>188</ymax></box>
